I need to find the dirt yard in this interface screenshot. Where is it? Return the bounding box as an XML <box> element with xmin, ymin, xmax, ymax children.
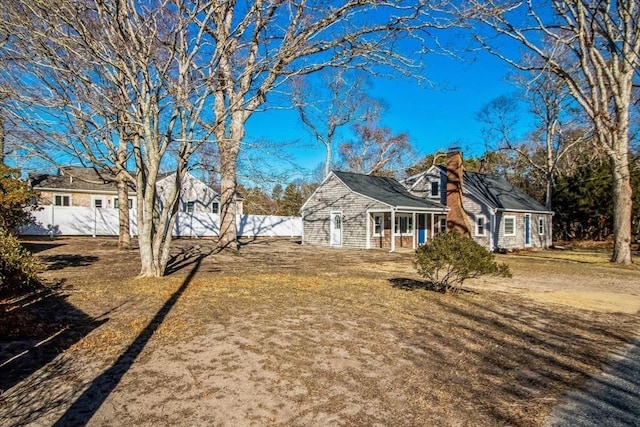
<box><xmin>1</xmin><ymin>237</ymin><xmax>639</xmax><ymax>426</ymax></box>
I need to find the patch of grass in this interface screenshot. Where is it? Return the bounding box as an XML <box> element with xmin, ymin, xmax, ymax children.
<box><xmin>4</xmin><ymin>238</ymin><xmax>640</xmax><ymax>426</ymax></box>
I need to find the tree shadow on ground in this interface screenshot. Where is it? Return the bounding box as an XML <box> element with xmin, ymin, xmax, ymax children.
<box><xmin>0</xmin><ymin>286</ymin><xmax>106</xmax><ymax>394</ymax></box>
<box><xmin>39</xmin><ymin>254</ymin><xmax>100</xmax><ymax>271</ymax></box>
<box><xmin>389</xmin><ymin>277</ymin><xmax>478</xmax><ymax>294</ymax></box>
<box><xmin>389</xmin><ymin>277</ymin><xmax>446</xmax><ymax>293</ymax></box>
<box><xmin>165</xmin><ymin>244</ymin><xmax>213</xmax><ymax>275</ymax></box>
<box><xmin>20</xmin><ymin>241</ymin><xmax>65</xmax><ymax>255</ymax></box>
<box><xmin>52</xmin><ymin>256</ymin><xmax>203</xmax><ymax>426</ymax></box>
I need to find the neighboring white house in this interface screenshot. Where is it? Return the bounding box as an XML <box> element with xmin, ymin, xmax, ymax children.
<box><xmin>156</xmin><ymin>172</ymin><xmax>243</xmax><ymax>215</ymax></box>
<box><xmin>30</xmin><ymin>167</ymin><xmax>243</xmax><ymax>215</ymax></box>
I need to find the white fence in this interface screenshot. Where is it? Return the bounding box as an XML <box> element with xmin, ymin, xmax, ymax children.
<box><xmin>20</xmin><ymin>206</ymin><xmax>302</xmax><ymax>238</ymax></box>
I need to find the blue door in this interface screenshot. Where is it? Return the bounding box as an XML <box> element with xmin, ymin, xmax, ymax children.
<box><xmin>417</xmin><ymin>214</ymin><xmax>427</xmax><ymax>244</ymax></box>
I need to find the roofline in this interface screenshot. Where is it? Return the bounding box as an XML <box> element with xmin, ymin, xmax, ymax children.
<box><xmin>33</xmin><ymin>187</ymin><xmax>129</xmax><ymax>195</ymax></box>
<box><xmin>302</xmin><ymin>171</ymin><xmax>449</xmax><ymax>212</ymax></box>
<box><xmin>300</xmin><ymin>172</ymin><xmax>341</xmax><ymax>211</ymax></box>
<box><xmin>496</xmin><ymin>208</ymin><xmax>554</xmax><ymax>215</ymax></box>
<box><xmin>395</xmin><ymin>205</ymin><xmax>449</xmax><ymax>213</ymax></box>
<box><xmin>332</xmin><ymin>172</ymin><xmax>394</xmax><ymax>208</ymax></box>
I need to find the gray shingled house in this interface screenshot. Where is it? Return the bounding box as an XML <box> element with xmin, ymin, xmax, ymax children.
<box><xmin>402</xmin><ymin>150</ymin><xmax>554</xmax><ymax>250</ymax></box>
<box><xmin>301</xmin><ymin>171</ymin><xmax>448</xmax><ymax>250</ymax></box>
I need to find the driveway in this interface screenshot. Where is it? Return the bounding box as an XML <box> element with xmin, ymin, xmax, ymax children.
<box><xmin>546</xmin><ymin>335</ymin><xmax>640</xmax><ymax>427</ymax></box>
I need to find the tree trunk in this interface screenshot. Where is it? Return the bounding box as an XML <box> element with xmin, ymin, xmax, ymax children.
<box><xmin>609</xmin><ymin>146</ymin><xmax>633</xmax><ymax>264</ymax></box>
<box><xmin>116</xmin><ymin>143</ymin><xmax>131</xmax><ymax>250</ymax></box>
<box><xmin>217</xmin><ymin>138</ymin><xmax>239</xmax><ymax>250</ymax></box>
<box><xmin>116</xmin><ymin>176</ymin><xmax>131</xmax><ymax>250</ymax></box>
<box><xmin>324</xmin><ymin>141</ymin><xmax>331</xmax><ymax>178</ymax></box>
<box><xmin>0</xmin><ymin>115</ymin><xmax>5</xmax><ymax>165</ymax></box>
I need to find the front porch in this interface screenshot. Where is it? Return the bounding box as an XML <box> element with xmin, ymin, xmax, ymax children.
<box><xmin>367</xmin><ymin>210</ymin><xmax>447</xmax><ymax>251</ymax></box>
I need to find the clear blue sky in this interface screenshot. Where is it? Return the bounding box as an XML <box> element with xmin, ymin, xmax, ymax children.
<box><xmin>244</xmin><ymin>50</ymin><xmax>518</xmax><ymax>182</ymax></box>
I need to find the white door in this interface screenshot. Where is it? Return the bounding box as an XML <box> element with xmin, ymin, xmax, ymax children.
<box><xmin>330</xmin><ymin>212</ymin><xmax>342</xmax><ymax>247</ymax></box>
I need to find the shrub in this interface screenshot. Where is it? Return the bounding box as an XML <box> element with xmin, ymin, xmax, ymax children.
<box><xmin>0</xmin><ymin>228</ymin><xmax>43</xmax><ymax>299</ymax></box>
<box><xmin>0</xmin><ymin>163</ymin><xmax>39</xmax><ymax>233</ymax></box>
<box><xmin>415</xmin><ymin>231</ymin><xmax>511</xmax><ymax>293</ymax></box>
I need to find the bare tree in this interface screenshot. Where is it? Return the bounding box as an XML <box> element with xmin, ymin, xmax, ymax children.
<box><xmin>463</xmin><ymin>0</ymin><xmax>640</xmax><ymax>263</ymax></box>
<box><xmin>477</xmin><ymin>69</ymin><xmax>589</xmax><ymax>210</ymax></box>
<box><xmin>292</xmin><ymin>70</ymin><xmax>380</xmax><ymax>178</ymax></box>
<box><xmin>200</xmin><ymin>0</ymin><xmax>453</xmax><ymax>249</ymax></box>
<box><xmin>338</xmin><ymin>122</ymin><xmax>413</xmax><ymax>175</ymax></box>
<box><xmin>2</xmin><ymin>0</ymin><xmax>212</xmax><ymax>276</ymax></box>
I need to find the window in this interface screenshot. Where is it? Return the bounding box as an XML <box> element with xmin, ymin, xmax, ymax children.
<box><xmin>113</xmin><ymin>198</ymin><xmax>134</xmax><ymax>209</ymax></box>
<box><xmin>184</xmin><ymin>201</ymin><xmax>195</xmax><ymax>213</ymax></box>
<box><xmin>538</xmin><ymin>217</ymin><xmax>544</xmax><ymax>235</ymax></box>
<box><xmin>93</xmin><ymin>198</ymin><xmax>104</xmax><ymax>209</ymax></box>
<box><xmin>439</xmin><ymin>217</ymin><xmax>447</xmax><ymax>234</ymax></box>
<box><xmin>504</xmin><ymin>216</ymin><xmax>516</xmax><ymax>236</ymax></box>
<box><xmin>373</xmin><ymin>214</ymin><xmax>383</xmax><ymax>236</ymax></box>
<box><xmin>395</xmin><ymin>215</ymin><xmax>413</xmax><ymax>234</ymax></box>
<box><xmin>430</xmin><ymin>180</ymin><xmax>439</xmax><ymax>198</ymax></box>
<box><xmin>212</xmin><ymin>202</ymin><xmax>220</xmax><ymax>214</ymax></box>
<box><xmin>476</xmin><ymin>216</ymin><xmax>486</xmax><ymax>236</ymax></box>
<box><xmin>54</xmin><ymin>194</ymin><xmax>70</xmax><ymax>206</ymax></box>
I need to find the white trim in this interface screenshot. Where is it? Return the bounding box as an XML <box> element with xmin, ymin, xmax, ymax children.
<box><xmin>475</xmin><ymin>215</ymin><xmax>487</xmax><ymax>237</ymax></box>
<box><xmin>524</xmin><ymin>213</ymin><xmax>532</xmax><ymax>247</ymax></box>
<box><xmin>372</xmin><ymin>213</ymin><xmax>384</xmax><ymax>237</ymax></box>
<box><xmin>113</xmin><ymin>197</ymin><xmax>135</xmax><ymax>210</ymax></box>
<box><xmin>538</xmin><ymin>217</ymin><xmax>545</xmax><ymax>235</ymax></box>
<box><xmin>412</xmin><ymin>212</ymin><xmax>417</xmax><ymax>249</ymax></box>
<box><xmin>439</xmin><ymin>217</ymin><xmax>447</xmax><ymax>234</ymax></box>
<box><xmin>390</xmin><ymin>210</ymin><xmax>396</xmax><ymax>252</ymax></box>
<box><xmin>503</xmin><ymin>215</ymin><xmax>516</xmax><ymax>237</ymax></box>
<box><xmin>329</xmin><ymin>210</ymin><xmax>343</xmax><ymax>247</ymax></box>
<box><xmin>495</xmin><ymin>207</ymin><xmax>555</xmax><ymax>215</ymax></box>
<box><xmin>428</xmin><ymin>179</ymin><xmax>440</xmax><ymax>198</ymax></box>
<box><xmin>53</xmin><ymin>193</ymin><xmax>72</xmax><ymax>207</ymax></box>
<box><xmin>91</xmin><ymin>196</ymin><xmax>106</xmax><ymax>209</ymax></box>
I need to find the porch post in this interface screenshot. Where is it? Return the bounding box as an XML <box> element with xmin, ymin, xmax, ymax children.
<box><xmin>431</xmin><ymin>213</ymin><xmax>435</xmax><ymax>240</ymax></box>
<box><xmin>412</xmin><ymin>212</ymin><xmax>417</xmax><ymax>250</ymax></box>
<box><xmin>366</xmin><ymin>212</ymin><xmax>370</xmax><ymax>249</ymax></box>
<box><xmin>390</xmin><ymin>210</ymin><xmax>396</xmax><ymax>252</ymax></box>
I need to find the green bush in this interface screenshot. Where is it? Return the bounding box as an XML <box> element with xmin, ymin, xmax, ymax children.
<box><xmin>0</xmin><ymin>228</ymin><xmax>43</xmax><ymax>299</ymax></box>
<box><xmin>0</xmin><ymin>164</ymin><xmax>39</xmax><ymax>232</ymax></box>
<box><xmin>415</xmin><ymin>231</ymin><xmax>511</xmax><ymax>293</ymax></box>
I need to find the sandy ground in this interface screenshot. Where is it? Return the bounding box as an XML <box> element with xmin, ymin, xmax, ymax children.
<box><xmin>1</xmin><ymin>238</ymin><xmax>639</xmax><ymax>426</ymax></box>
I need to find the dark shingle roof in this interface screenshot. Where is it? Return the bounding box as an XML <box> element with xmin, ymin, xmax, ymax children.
<box><xmin>30</xmin><ymin>166</ymin><xmax>131</xmax><ymax>192</ymax></box>
<box><xmin>463</xmin><ymin>170</ymin><xmax>549</xmax><ymax>212</ymax></box>
<box><xmin>333</xmin><ymin>170</ymin><xmax>447</xmax><ymax>210</ymax></box>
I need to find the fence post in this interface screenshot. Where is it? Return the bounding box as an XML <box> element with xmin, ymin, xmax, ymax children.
<box><xmin>50</xmin><ymin>204</ymin><xmax>55</xmax><ymax>239</ymax></box>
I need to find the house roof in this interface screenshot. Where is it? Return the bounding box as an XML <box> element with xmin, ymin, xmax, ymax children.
<box><xmin>29</xmin><ymin>166</ymin><xmax>125</xmax><ymax>192</ymax></box>
<box><xmin>463</xmin><ymin>171</ymin><xmax>549</xmax><ymax>212</ymax></box>
<box><xmin>428</xmin><ymin>165</ymin><xmax>549</xmax><ymax>212</ymax></box>
<box><xmin>333</xmin><ymin>170</ymin><xmax>447</xmax><ymax>211</ymax></box>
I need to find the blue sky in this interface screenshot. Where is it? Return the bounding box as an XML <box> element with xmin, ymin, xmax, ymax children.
<box><xmin>244</xmin><ymin>49</ymin><xmax>519</xmax><ymax>181</ymax></box>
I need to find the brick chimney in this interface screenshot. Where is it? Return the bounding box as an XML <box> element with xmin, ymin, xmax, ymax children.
<box><xmin>446</xmin><ymin>148</ymin><xmax>471</xmax><ymax>236</ymax></box>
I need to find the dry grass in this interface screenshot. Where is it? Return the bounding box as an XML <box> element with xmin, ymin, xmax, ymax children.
<box><xmin>1</xmin><ymin>237</ymin><xmax>639</xmax><ymax>426</ymax></box>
